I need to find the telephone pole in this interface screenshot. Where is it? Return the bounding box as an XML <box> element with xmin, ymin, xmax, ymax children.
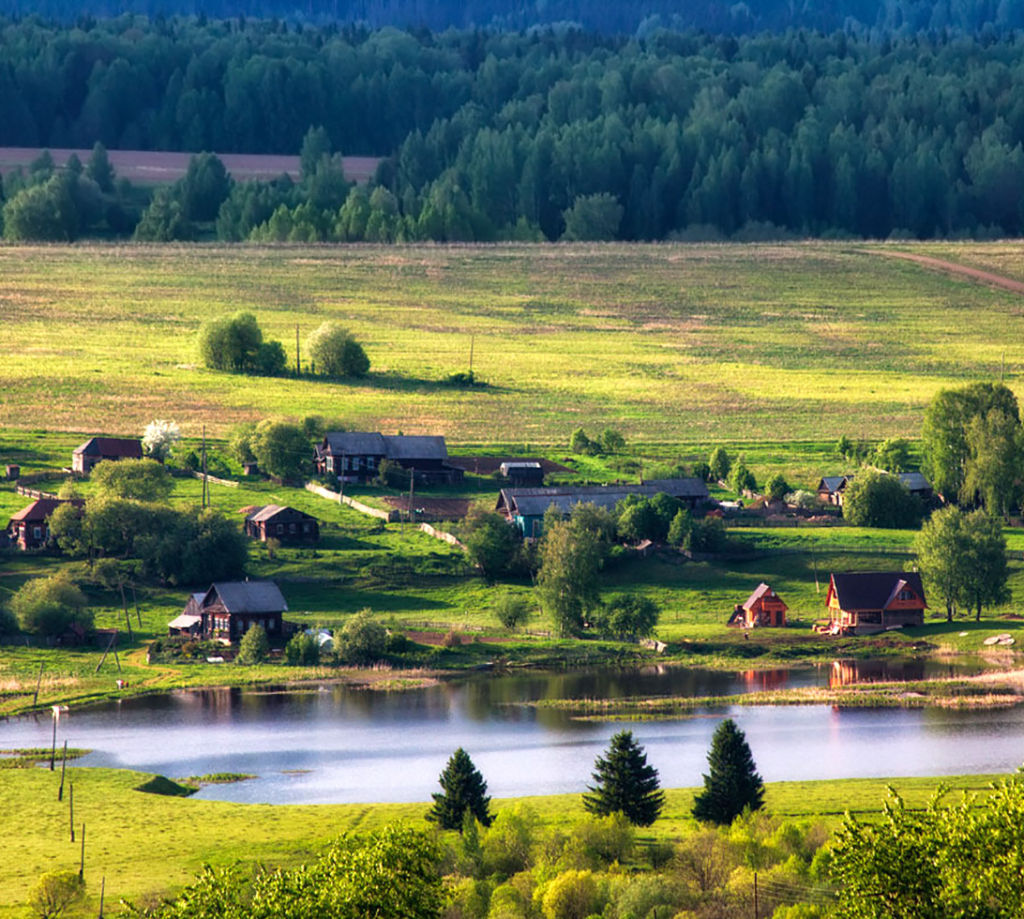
<box><xmin>296</xmin><ymin>323</ymin><xmax>301</xmax><ymax>375</ymax></box>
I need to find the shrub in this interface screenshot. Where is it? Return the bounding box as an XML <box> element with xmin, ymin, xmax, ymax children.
<box><xmin>494</xmin><ymin>592</ymin><xmax>533</xmax><ymax>632</ymax></box>
<box><xmin>729</xmin><ymin>461</ymin><xmax>756</xmax><ymax>494</ymax></box>
<box><xmin>306</xmin><ymin>321</ymin><xmax>370</xmax><ymax>377</ymax></box>
<box><xmin>10</xmin><ymin>575</ymin><xmax>91</xmax><ymax>638</ymax></box>
<box><xmin>27</xmin><ymin>869</ymin><xmax>85</xmax><ymax>919</ymax></box>
<box><xmin>843</xmin><ymin>469</ymin><xmax>923</xmax><ymax>529</ymax></box>
<box><xmin>236</xmin><ymin>624</ymin><xmax>269</xmax><ymax>665</ymax></box>
<box><xmin>765</xmin><ymin>473</ymin><xmax>790</xmax><ymax>501</ymax></box>
<box><xmin>285</xmin><ymin>631</ymin><xmax>320</xmax><ymax>666</ymax></box>
<box><xmin>709</xmin><ymin>447</ymin><xmax>732</xmax><ymax>481</ymax></box>
<box><xmin>340</xmin><ymin>608</ymin><xmax>387</xmax><ymax>663</ymax></box>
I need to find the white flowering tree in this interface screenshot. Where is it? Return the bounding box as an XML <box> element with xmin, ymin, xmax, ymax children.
<box><xmin>142</xmin><ymin>420</ymin><xmax>182</xmax><ymax>462</ymax></box>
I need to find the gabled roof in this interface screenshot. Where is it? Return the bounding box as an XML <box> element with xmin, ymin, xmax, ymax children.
<box><xmin>497</xmin><ymin>478</ymin><xmax>710</xmax><ymax>517</ymax></box>
<box><xmin>383</xmin><ymin>435</ymin><xmax>448</xmax><ymax>461</ymax></box>
<box><xmin>644</xmin><ymin>478</ymin><xmax>710</xmax><ymax>499</ymax></box>
<box><xmin>817</xmin><ymin>475</ymin><xmax>852</xmax><ymax>493</ymax></box>
<box><xmin>829</xmin><ymin>571</ymin><xmax>927</xmax><ymax>611</ymax></box>
<box><xmin>897</xmin><ymin>472</ymin><xmax>931</xmax><ymax>491</ymax></box>
<box><xmin>742</xmin><ymin>582</ymin><xmax>786</xmax><ymax>611</ymax></box>
<box><xmin>500</xmin><ymin>461</ymin><xmax>543</xmax><ymax>473</ymax></box>
<box><xmin>245</xmin><ymin>505</ymin><xmax>316</xmax><ymax>524</ymax></box>
<box><xmin>202</xmin><ymin>581</ymin><xmax>288</xmax><ymax>614</ymax></box>
<box><xmin>168</xmin><ymin>613</ymin><xmax>201</xmax><ymax>629</ymax></box>
<box><xmin>9</xmin><ymin>498</ymin><xmax>83</xmax><ymax>524</ymax></box>
<box><xmin>73</xmin><ymin>437</ymin><xmax>143</xmax><ymax>457</ymax></box>
<box><xmin>322</xmin><ymin>432</ymin><xmax>388</xmax><ymax>455</ymax></box>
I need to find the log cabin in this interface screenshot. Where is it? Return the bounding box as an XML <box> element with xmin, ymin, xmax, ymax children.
<box><xmin>190</xmin><ymin>581</ymin><xmax>289</xmax><ymax>643</ymax></box>
<box><xmin>826</xmin><ymin>571</ymin><xmax>927</xmax><ymax>635</ymax></box>
<box><xmin>314</xmin><ymin>432</ymin><xmax>464</xmax><ymax>485</ymax></box>
<box><xmin>72</xmin><ymin>437</ymin><xmax>143</xmax><ymax>474</ymax></box>
<box><xmin>244</xmin><ymin>505</ymin><xmax>319</xmax><ymax>543</ymax></box>
<box><xmin>7</xmin><ymin>498</ymin><xmax>84</xmax><ymax>550</ymax></box>
<box><xmin>738</xmin><ymin>583</ymin><xmax>788</xmax><ymax>628</ymax></box>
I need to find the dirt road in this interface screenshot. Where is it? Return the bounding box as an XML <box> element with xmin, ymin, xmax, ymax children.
<box><xmin>872</xmin><ymin>248</ymin><xmax>1024</xmax><ymax>295</ymax></box>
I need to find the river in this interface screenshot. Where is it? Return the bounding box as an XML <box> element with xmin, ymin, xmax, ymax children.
<box><xmin>3</xmin><ymin>659</ymin><xmax>1021</xmax><ymax>805</ymax></box>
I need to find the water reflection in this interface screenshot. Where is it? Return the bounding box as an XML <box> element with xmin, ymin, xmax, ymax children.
<box><xmin>1</xmin><ymin>658</ymin><xmax>1017</xmax><ymax>805</ymax></box>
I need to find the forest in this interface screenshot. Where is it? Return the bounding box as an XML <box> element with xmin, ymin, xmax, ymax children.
<box><xmin>4</xmin><ymin>16</ymin><xmax>1024</xmax><ymax>241</ymax></box>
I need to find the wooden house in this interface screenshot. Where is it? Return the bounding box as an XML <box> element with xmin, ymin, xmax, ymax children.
<box><xmin>897</xmin><ymin>472</ymin><xmax>934</xmax><ymax>503</ymax></box>
<box><xmin>737</xmin><ymin>583</ymin><xmax>788</xmax><ymax>628</ymax></box>
<box><xmin>244</xmin><ymin>505</ymin><xmax>319</xmax><ymax>543</ymax></box>
<box><xmin>72</xmin><ymin>437</ymin><xmax>143</xmax><ymax>474</ymax></box>
<box><xmin>500</xmin><ymin>461</ymin><xmax>545</xmax><ymax>487</ymax></box>
<box><xmin>817</xmin><ymin>475</ymin><xmax>853</xmax><ymax>506</ymax></box>
<box><xmin>187</xmin><ymin>581</ymin><xmax>289</xmax><ymax>643</ymax></box>
<box><xmin>168</xmin><ymin>592</ymin><xmax>205</xmax><ymax>637</ymax></box>
<box><xmin>7</xmin><ymin>498</ymin><xmax>83</xmax><ymax>550</ymax></box>
<box><xmin>314</xmin><ymin>432</ymin><xmax>464</xmax><ymax>485</ymax></box>
<box><xmin>826</xmin><ymin>571</ymin><xmax>927</xmax><ymax>635</ymax></box>
<box><xmin>496</xmin><ymin>478</ymin><xmax>710</xmax><ymax>538</ymax></box>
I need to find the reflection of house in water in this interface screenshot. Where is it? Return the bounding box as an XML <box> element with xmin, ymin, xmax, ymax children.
<box><xmin>828</xmin><ymin>658</ymin><xmax>929</xmax><ymax>687</ymax></box>
<box><xmin>738</xmin><ymin>669</ymin><xmax>791</xmax><ymax>692</ymax></box>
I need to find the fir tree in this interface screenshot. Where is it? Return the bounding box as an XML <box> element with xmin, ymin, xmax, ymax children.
<box><xmin>583</xmin><ymin>730</ymin><xmax>665</xmax><ymax>827</ymax></box>
<box><xmin>427</xmin><ymin>748</ymin><xmax>492</xmax><ymax>830</ymax></box>
<box><xmin>236</xmin><ymin>623</ymin><xmax>269</xmax><ymax>665</ymax></box>
<box><xmin>692</xmin><ymin>718</ymin><xmax>765</xmax><ymax>825</ymax></box>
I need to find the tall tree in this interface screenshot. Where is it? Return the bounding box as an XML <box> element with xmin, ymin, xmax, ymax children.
<box><xmin>536</xmin><ymin>517</ymin><xmax>602</xmax><ymax>636</ymax></box>
<box><xmin>692</xmin><ymin>718</ymin><xmax>764</xmax><ymax>825</ymax></box>
<box><xmin>583</xmin><ymin>730</ymin><xmax>665</xmax><ymax>827</ymax></box>
<box><xmin>963</xmin><ymin>408</ymin><xmax>1024</xmax><ymax>517</ymax></box>
<box><xmin>842</xmin><ymin>469</ymin><xmax>922</xmax><ymax>529</ymax></box>
<box><xmin>427</xmin><ymin>748</ymin><xmax>492</xmax><ymax>830</ymax></box>
<box><xmin>913</xmin><ymin>505</ymin><xmax>966</xmax><ymax>622</ymax></box>
<box><xmin>959</xmin><ymin>510</ymin><xmax>1010</xmax><ymax>621</ymax></box>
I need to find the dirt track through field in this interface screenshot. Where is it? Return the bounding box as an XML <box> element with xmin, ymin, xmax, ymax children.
<box><xmin>871</xmin><ymin>248</ymin><xmax>1024</xmax><ymax>295</ymax></box>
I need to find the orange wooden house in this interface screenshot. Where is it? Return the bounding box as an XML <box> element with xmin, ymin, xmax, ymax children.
<box><xmin>736</xmin><ymin>583</ymin><xmax>788</xmax><ymax>628</ymax></box>
<box><xmin>825</xmin><ymin>571</ymin><xmax>927</xmax><ymax>635</ymax></box>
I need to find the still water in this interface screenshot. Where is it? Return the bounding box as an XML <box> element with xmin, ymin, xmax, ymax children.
<box><xmin>3</xmin><ymin>660</ymin><xmax>1021</xmax><ymax>805</ymax></box>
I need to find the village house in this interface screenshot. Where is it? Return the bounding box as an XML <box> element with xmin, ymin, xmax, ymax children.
<box><xmin>496</xmin><ymin>478</ymin><xmax>710</xmax><ymax>538</ymax></box>
<box><xmin>816</xmin><ymin>475</ymin><xmax>853</xmax><ymax>506</ymax></box>
<box><xmin>6</xmin><ymin>498</ymin><xmax>83</xmax><ymax>550</ymax></box>
<box><xmin>169</xmin><ymin>580</ymin><xmax>289</xmax><ymax>643</ymax></box>
<box><xmin>825</xmin><ymin>571</ymin><xmax>927</xmax><ymax>635</ymax></box>
<box><xmin>817</xmin><ymin>471</ymin><xmax>933</xmax><ymax>508</ymax></box>
<box><xmin>244</xmin><ymin>505</ymin><xmax>319</xmax><ymax>543</ymax></box>
<box><xmin>72</xmin><ymin>436</ymin><xmax>143</xmax><ymax>474</ymax></box>
<box><xmin>499</xmin><ymin>461</ymin><xmax>545</xmax><ymax>487</ymax></box>
<box><xmin>732</xmin><ymin>583</ymin><xmax>788</xmax><ymax>628</ymax></box>
<box><xmin>314</xmin><ymin>432</ymin><xmax>464</xmax><ymax>485</ymax></box>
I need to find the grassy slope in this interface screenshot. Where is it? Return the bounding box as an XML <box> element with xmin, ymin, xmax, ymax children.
<box><xmin>1</xmin><ymin>242</ymin><xmax>1022</xmax><ymax>444</ymax></box>
<box><xmin>0</xmin><ymin>763</ymin><xmax>1004</xmax><ymax>917</ymax></box>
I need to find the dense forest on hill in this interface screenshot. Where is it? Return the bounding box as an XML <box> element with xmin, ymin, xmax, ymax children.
<box><xmin>1</xmin><ymin>0</ymin><xmax>1023</xmax><ymax>34</ymax></box>
<box><xmin>3</xmin><ymin>17</ymin><xmax>1024</xmax><ymax>242</ymax></box>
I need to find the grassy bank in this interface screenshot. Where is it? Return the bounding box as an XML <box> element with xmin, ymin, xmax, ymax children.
<box><xmin>0</xmin><ymin>761</ymin><xmax>1006</xmax><ymax>917</ymax></box>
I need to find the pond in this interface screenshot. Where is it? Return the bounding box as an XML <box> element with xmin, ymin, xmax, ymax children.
<box><xmin>3</xmin><ymin>659</ymin><xmax>1021</xmax><ymax>805</ymax></box>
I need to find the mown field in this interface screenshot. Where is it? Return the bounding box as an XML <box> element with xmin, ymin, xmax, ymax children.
<box><xmin>1</xmin><ymin>241</ymin><xmax>1022</xmax><ymax>445</ymax></box>
<box><xmin>0</xmin><ymin>762</ymin><xmax>1005</xmax><ymax>918</ymax></box>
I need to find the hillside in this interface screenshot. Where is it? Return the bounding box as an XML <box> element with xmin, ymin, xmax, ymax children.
<box><xmin>1</xmin><ymin>240</ymin><xmax>1021</xmax><ymax>444</ymax></box>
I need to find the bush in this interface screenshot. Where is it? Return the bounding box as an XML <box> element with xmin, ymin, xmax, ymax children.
<box><xmin>843</xmin><ymin>469</ymin><xmax>923</xmax><ymax>529</ymax></box>
<box><xmin>709</xmin><ymin>447</ymin><xmax>732</xmax><ymax>482</ymax></box>
<box><xmin>250</xmin><ymin>419</ymin><xmax>310</xmax><ymax>480</ymax></box>
<box><xmin>692</xmin><ymin>460</ymin><xmax>712</xmax><ymax>482</ymax></box>
<box><xmin>236</xmin><ymin>624</ymin><xmax>269</xmax><ymax>664</ymax></box>
<box><xmin>198</xmin><ymin>312</ymin><xmax>286</xmax><ymax>375</ymax></box>
<box><xmin>10</xmin><ymin>574</ymin><xmax>92</xmax><ymax>639</ymax></box>
<box><xmin>494</xmin><ymin>592</ymin><xmax>532</xmax><ymax>632</ymax></box>
<box><xmin>27</xmin><ymin>869</ymin><xmax>85</xmax><ymax>919</ymax></box>
<box><xmin>592</xmin><ymin>594</ymin><xmax>659</xmax><ymax>640</ymax></box>
<box><xmin>729</xmin><ymin>461</ymin><xmax>756</xmax><ymax>494</ymax></box>
<box><xmin>340</xmin><ymin>608</ymin><xmax>387</xmax><ymax>663</ymax></box>
<box><xmin>765</xmin><ymin>473</ymin><xmax>790</xmax><ymax>501</ymax></box>
<box><xmin>306</xmin><ymin>321</ymin><xmax>370</xmax><ymax>377</ymax></box>
<box><xmin>285</xmin><ymin>631</ymin><xmax>321</xmax><ymax>666</ymax></box>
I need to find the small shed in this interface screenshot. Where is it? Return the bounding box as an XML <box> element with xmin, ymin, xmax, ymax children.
<box><xmin>500</xmin><ymin>461</ymin><xmax>545</xmax><ymax>487</ymax></box>
<box><xmin>738</xmin><ymin>583</ymin><xmax>788</xmax><ymax>628</ymax></box>
<box><xmin>72</xmin><ymin>437</ymin><xmax>143</xmax><ymax>474</ymax></box>
<box><xmin>5</xmin><ymin>464</ymin><xmax>19</xmax><ymax>481</ymax></box>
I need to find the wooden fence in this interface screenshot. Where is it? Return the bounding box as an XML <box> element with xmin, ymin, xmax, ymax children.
<box><xmin>191</xmin><ymin>470</ymin><xmax>239</xmax><ymax>488</ymax></box>
<box><xmin>418</xmin><ymin>523</ymin><xmax>467</xmax><ymax>551</ymax></box>
<box><xmin>305</xmin><ymin>483</ymin><xmax>400</xmax><ymax>522</ymax></box>
<box><xmin>15</xmin><ymin>485</ymin><xmax>59</xmax><ymax>500</ymax></box>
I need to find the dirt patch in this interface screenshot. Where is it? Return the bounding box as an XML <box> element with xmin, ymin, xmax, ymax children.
<box><xmin>872</xmin><ymin>249</ymin><xmax>1024</xmax><ymax>296</ymax></box>
<box><xmin>447</xmin><ymin>456</ymin><xmax>574</xmax><ymax>476</ymax></box>
<box><xmin>404</xmin><ymin>631</ymin><xmax>506</xmax><ymax>647</ymax></box>
<box><xmin>0</xmin><ymin>147</ymin><xmax>380</xmax><ymax>184</ymax></box>
<box><xmin>382</xmin><ymin>496</ymin><xmax>470</xmax><ymax>519</ymax></box>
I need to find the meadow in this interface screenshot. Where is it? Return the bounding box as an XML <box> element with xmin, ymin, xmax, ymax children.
<box><xmin>1</xmin><ymin>241</ymin><xmax>1022</xmax><ymax>448</ymax></box>
<box><xmin>0</xmin><ymin>761</ymin><xmax>1004</xmax><ymax>918</ymax></box>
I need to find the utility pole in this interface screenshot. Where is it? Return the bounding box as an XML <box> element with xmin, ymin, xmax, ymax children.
<box><xmin>753</xmin><ymin>872</ymin><xmax>758</xmax><ymax>919</ymax></box>
<box><xmin>296</xmin><ymin>323</ymin><xmax>301</xmax><ymax>375</ymax></box>
<box><xmin>469</xmin><ymin>334</ymin><xmax>475</xmax><ymax>377</ymax></box>
<box><xmin>408</xmin><ymin>468</ymin><xmax>415</xmax><ymax>525</ymax></box>
<box><xmin>201</xmin><ymin>424</ymin><xmax>208</xmax><ymax>510</ymax></box>
<box><xmin>49</xmin><ymin>711</ymin><xmax>57</xmax><ymax>771</ymax></box>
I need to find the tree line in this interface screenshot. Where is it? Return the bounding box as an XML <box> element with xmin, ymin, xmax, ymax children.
<box><xmin>3</xmin><ymin>20</ymin><xmax>1024</xmax><ymax>241</ymax></box>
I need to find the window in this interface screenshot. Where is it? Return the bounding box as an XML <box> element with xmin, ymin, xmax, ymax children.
<box><xmin>33</xmin><ymin>526</ymin><xmax>42</xmax><ymax>539</ymax></box>
<box><xmin>326</xmin><ymin>456</ymin><xmax>334</xmax><ymax>472</ymax></box>
<box><xmin>277</xmin><ymin>523</ymin><xmax>284</xmax><ymax>534</ymax></box>
<box><xmin>289</xmin><ymin>523</ymin><xmax>297</xmax><ymax>533</ymax></box>
<box><xmin>302</xmin><ymin>523</ymin><xmax>310</xmax><ymax>532</ymax></box>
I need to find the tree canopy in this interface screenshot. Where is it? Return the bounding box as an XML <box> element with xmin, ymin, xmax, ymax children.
<box><xmin>842</xmin><ymin>469</ymin><xmax>922</xmax><ymax>529</ymax></box>
<box><xmin>692</xmin><ymin>718</ymin><xmax>765</xmax><ymax>826</ymax></box>
<box><xmin>306</xmin><ymin>321</ymin><xmax>370</xmax><ymax>377</ymax></box>
<box><xmin>536</xmin><ymin>516</ymin><xmax>602</xmax><ymax>636</ymax></box>
<box><xmin>427</xmin><ymin>747</ymin><xmax>493</xmax><ymax>830</ymax></box>
<box><xmin>9</xmin><ymin>574</ymin><xmax>92</xmax><ymax>638</ymax></box>
<box><xmin>583</xmin><ymin>730</ymin><xmax>665</xmax><ymax>827</ymax></box>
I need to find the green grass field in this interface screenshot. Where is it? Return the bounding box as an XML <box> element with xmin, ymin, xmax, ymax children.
<box><xmin>1</xmin><ymin>241</ymin><xmax>1022</xmax><ymax>446</ymax></box>
<box><xmin>0</xmin><ymin>762</ymin><xmax>1005</xmax><ymax>917</ymax></box>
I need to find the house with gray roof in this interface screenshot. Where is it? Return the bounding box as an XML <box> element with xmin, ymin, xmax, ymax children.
<box><xmin>244</xmin><ymin>505</ymin><xmax>319</xmax><ymax>543</ymax></box>
<box><xmin>191</xmin><ymin>580</ymin><xmax>289</xmax><ymax>643</ymax></box>
<box><xmin>826</xmin><ymin>571</ymin><xmax>927</xmax><ymax>635</ymax></box>
<box><xmin>314</xmin><ymin>432</ymin><xmax>463</xmax><ymax>485</ymax></box>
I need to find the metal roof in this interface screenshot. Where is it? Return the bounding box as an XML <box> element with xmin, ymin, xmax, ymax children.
<box><xmin>203</xmin><ymin>581</ymin><xmax>288</xmax><ymax>614</ymax></box>
<box><xmin>829</xmin><ymin>571</ymin><xmax>927</xmax><ymax>611</ymax></box>
<box><xmin>500</xmin><ymin>461</ymin><xmax>543</xmax><ymax>472</ymax></box>
<box><xmin>498</xmin><ymin>479</ymin><xmax>709</xmax><ymax>517</ymax></box>
<box><xmin>383</xmin><ymin>435</ymin><xmax>448</xmax><ymax>461</ymax></box>
<box><xmin>742</xmin><ymin>582</ymin><xmax>774</xmax><ymax>611</ymax></box>
<box><xmin>168</xmin><ymin>614</ymin><xmax>201</xmax><ymax>629</ymax></box>
<box><xmin>73</xmin><ymin>437</ymin><xmax>143</xmax><ymax>457</ymax></box>
<box><xmin>897</xmin><ymin>472</ymin><xmax>931</xmax><ymax>491</ymax></box>
<box><xmin>817</xmin><ymin>476</ymin><xmax>850</xmax><ymax>493</ymax></box>
<box><xmin>246</xmin><ymin>505</ymin><xmax>315</xmax><ymax>523</ymax></box>
<box><xmin>322</xmin><ymin>432</ymin><xmax>387</xmax><ymax>455</ymax></box>
<box><xmin>8</xmin><ymin>498</ymin><xmax>82</xmax><ymax>523</ymax></box>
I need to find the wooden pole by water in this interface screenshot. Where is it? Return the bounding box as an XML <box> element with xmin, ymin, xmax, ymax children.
<box><xmin>49</xmin><ymin>713</ymin><xmax>57</xmax><ymax>771</ymax></box>
<box><xmin>79</xmin><ymin>822</ymin><xmax>86</xmax><ymax>878</ymax></box>
<box><xmin>296</xmin><ymin>324</ymin><xmax>301</xmax><ymax>375</ymax></box>
<box><xmin>69</xmin><ymin>783</ymin><xmax>74</xmax><ymax>841</ymax></box>
<box><xmin>98</xmin><ymin>876</ymin><xmax>105</xmax><ymax>918</ymax></box>
<box><xmin>58</xmin><ymin>741</ymin><xmax>67</xmax><ymax>800</ymax></box>
<box><xmin>33</xmin><ymin>663</ymin><xmax>44</xmax><ymax>706</ymax></box>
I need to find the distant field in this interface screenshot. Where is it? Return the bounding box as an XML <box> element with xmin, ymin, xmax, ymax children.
<box><xmin>0</xmin><ymin>147</ymin><xmax>380</xmax><ymax>183</ymax></box>
<box><xmin>0</xmin><ymin>241</ymin><xmax>1022</xmax><ymax>446</ymax></box>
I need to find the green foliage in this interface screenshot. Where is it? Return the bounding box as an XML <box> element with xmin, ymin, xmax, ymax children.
<box><xmin>692</xmin><ymin>718</ymin><xmax>765</xmax><ymax>825</ymax></box>
<box><xmin>254</xmin><ymin>340</ymin><xmax>287</xmax><ymax>376</ymax></box>
<box><xmin>197</xmin><ymin>312</ymin><xmax>264</xmax><ymax>372</ymax></box>
<box><xmin>592</xmin><ymin>594</ymin><xmax>659</xmax><ymax>641</ymax></box>
<box><xmin>684</xmin><ymin>516</ymin><xmax>728</xmax><ymax>553</ymax></box>
<box><xmin>842</xmin><ymin>469</ymin><xmax>922</xmax><ymax>529</ymax></box>
<box><xmin>300</xmin><ymin>126</ymin><xmax>333</xmax><ymax>182</ymax></box>
<box><xmin>667</xmin><ymin>507</ymin><xmax>693</xmax><ymax>546</ymax></box>
<box><xmin>27</xmin><ymin>869</ymin><xmax>85</xmax><ymax>919</ymax></box>
<box><xmin>427</xmin><ymin>747</ymin><xmax>493</xmax><ymax>830</ymax></box>
<box><xmin>709</xmin><ymin>447</ymin><xmax>732</xmax><ymax>482</ymax></box>
<box><xmin>561</xmin><ymin>193</ymin><xmax>624</xmax><ymax>241</ymax></box>
<box><xmin>958</xmin><ymin>510</ymin><xmax>1010</xmax><ymax>620</ymax></box>
<box><xmin>481</xmin><ymin>803</ymin><xmax>536</xmax><ymax>877</ymax></box>
<box><xmin>285</xmin><ymin>631</ymin><xmax>321</xmax><ymax>666</ymax></box>
<box><xmin>692</xmin><ymin>461</ymin><xmax>712</xmax><ymax>482</ymax></box>
<box><xmin>86</xmin><ymin>142</ymin><xmax>115</xmax><ymax>193</ymax></box>
<box><xmin>914</xmin><ymin>505</ymin><xmax>968</xmax><ymax>621</ymax></box>
<box><xmin>250</xmin><ymin>419</ymin><xmax>309</xmax><ymax>480</ymax></box>
<box><xmin>91</xmin><ymin>458</ymin><xmax>173</xmax><ymax>502</ymax></box>
<box><xmin>142</xmin><ymin>420</ymin><xmax>182</xmax><ymax>462</ymax></box>
<box><xmin>729</xmin><ymin>461</ymin><xmax>756</xmax><ymax>494</ymax></box>
<box><xmin>765</xmin><ymin>473</ymin><xmax>790</xmax><ymax>501</ymax></box>
<box><xmin>0</xmin><ymin>606</ymin><xmax>20</xmax><ymax>637</ymax></box>
<box><xmin>306</xmin><ymin>321</ymin><xmax>371</xmax><ymax>377</ymax></box>
<box><xmin>871</xmin><ymin>437</ymin><xmax>911</xmax><ymax>473</ymax></box>
<box><xmin>836</xmin><ymin>434</ymin><xmax>853</xmax><ymax>460</ymax></box>
<box><xmin>462</xmin><ymin>509</ymin><xmax>518</xmax><ymax>580</ymax></box>
<box><xmin>600</xmin><ymin>429</ymin><xmax>625</xmax><ymax>453</ymax></box>
<box><xmin>537</xmin><ymin>518</ymin><xmax>602</xmax><ymax>637</ymax></box>
<box><xmin>540</xmin><ymin>869</ymin><xmax>606</xmax><ymax>919</ymax></box>
<box><xmin>339</xmin><ymin>608</ymin><xmax>387</xmax><ymax>664</ymax></box>
<box><xmin>133</xmin><ymin>188</ymin><xmax>194</xmax><ymax>241</ymax></box>
<box><xmin>963</xmin><ymin>408</ymin><xmax>1024</xmax><ymax>517</ymax></box>
<box><xmin>10</xmin><ymin>574</ymin><xmax>92</xmax><ymax>638</ymax></box>
<box><xmin>177</xmin><ymin>152</ymin><xmax>231</xmax><ymax>223</ymax></box>
<box><xmin>569</xmin><ymin>427</ymin><xmax>598</xmax><ymax>456</ymax></box>
<box><xmin>227</xmin><ymin>423</ymin><xmax>258</xmax><ymax>465</ymax></box>
<box><xmin>583</xmin><ymin>730</ymin><xmax>665</xmax><ymax>827</ymax></box>
<box><xmin>494</xmin><ymin>592</ymin><xmax>532</xmax><ymax>633</ymax></box>
<box><xmin>236</xmin><ymin>624</ymin><xmax>269</xmax><ymax>664</ymax></box>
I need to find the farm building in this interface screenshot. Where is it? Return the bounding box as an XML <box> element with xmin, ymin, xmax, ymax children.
<box><xmin>499</xmin><ymin>461</ymin><xmax>545</xmax><ymax>487</ymax></box>
<box><xmin>496</xmin><ymin>478</ymin><xmax>709</xmax><ymax>538</ymax></box>
<box><xmin>733</xmin><ymin>583</ymin><xmax>788</xmax><ymax>628</ymax></box>
<box><xmin>72</xmin><ymin>437</ymin><xmax>143</xmax><ymax>473</ymax></box>
<box><xmin>825</xmin><ymin>571</ymin><xmax>927</xmax><ymax>635</ymax></box>
<box><xmin>7</xmin><ymin>498</ymin><xmax>83</xmax><ymax>550</ymax></box>
<box><xmin>314</xmin><ymin>432</ymin><xmax>464</xmax><ymax>485</ymax></box>
<box><xmin>175</xmin><ymin>581</ymin><xmax>289</xmax><ymax>643</ymax></box>
<box><xmin>896</xmin><ymin>472</ymin><xmax>934</xmax><ymax>503</ymax></box>
<box><xmin>244</xmin><ymin>505</ymin><xmax>319</xmax><ymax>543</ymax></box>
<box><xmin>817</xmin><ymin>472</ymin><xmax>933</xmax><ymax>508</ymax></box>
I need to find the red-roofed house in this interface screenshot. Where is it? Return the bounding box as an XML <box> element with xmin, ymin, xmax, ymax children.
<box><xmin>72</xmin><ymin>437</ymin><xmax>143</xmax><ymax>474</ymax></box>
<box><xmin>7</xmin><ymin>498</ymin><xmax>84</xmax><ymax>550</ymax></box>
<box><xmin>738</xmin><ymin>583</ymin><xmax>788</xmax><ymax>628</ymax></box>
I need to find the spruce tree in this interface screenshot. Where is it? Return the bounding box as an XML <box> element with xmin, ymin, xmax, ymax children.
<box><xmin>426</xmin><ymin>748</ymin><xmax>492</xmax><ymax>830</ymax></box>
<box><xmin>583</xmin><ymin>730</ymin><xmax>665</xmax><ymax>827</ymax></box>
<box><xmin>692</xmin><ymin>718</ymin><xmax>765</xmax><ymax>825</ymax></box>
